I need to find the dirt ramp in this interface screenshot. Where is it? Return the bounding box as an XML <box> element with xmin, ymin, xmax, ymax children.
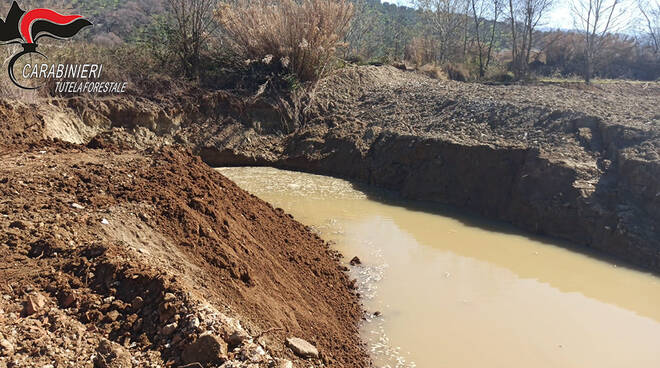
<box><xmin>0</xmin><ymin>144</ymin><xmax>368</xmax><ymax>367</ymax></box>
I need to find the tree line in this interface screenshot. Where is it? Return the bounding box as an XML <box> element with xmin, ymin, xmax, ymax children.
<box><xmin>348</xmin><ymin>0</ymin><xmax>659</xmax><ymax>81</ymax></box>
<box><xmin>1</xmin><ymin>0</ymin><xmax>658</xmax><ymax>90</ymax></box>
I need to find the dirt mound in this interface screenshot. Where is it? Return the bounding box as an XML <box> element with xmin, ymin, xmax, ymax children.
<box><xmin>0</xmin><ymin>99</ymin><xmax>113</xmax><ymax>148</ymax></box>
<box><xmin>0</xmin><ymin>100</ymin><xmax>48</xmax><ymax>147</ymax></box>
<box><xmin>0</xmin><ymin>143</ymin><xmax>368</xmax><ymax>367</ymax></box>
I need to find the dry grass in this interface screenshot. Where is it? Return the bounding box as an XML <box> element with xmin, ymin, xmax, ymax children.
<box><xmin>0</xmin><ymin>44</ymin><xmax>43</xmax><ymax>101</ymax></box>
<box><xmin>216</xmin><ymin>0</ymin><xmax>354</xmax><ymax>82</ymax></box>
<box><xmin>2</xmin><ymin>41</ymin><xmax>179</xmax><ymax>98</ymax></box>
<box><xmin>417</xmin><ymin>63</ymin><xmax>448</xmax><ymax>80</ymax></box>
<box><xmin>406</xmin><ymin>36</ymin><xmax>438</xmax><ymax>67</ymax></box>
<box><xmin>443</xmin><ymin>62</ymin><xmax>470</xmax><ymax>82</ymax></box>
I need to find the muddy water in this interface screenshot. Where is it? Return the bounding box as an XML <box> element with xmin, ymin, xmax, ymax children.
<box><xmin>217</xmin><ymin>167</ymin><xmax>660</xmax><ymax>368</ymax></box>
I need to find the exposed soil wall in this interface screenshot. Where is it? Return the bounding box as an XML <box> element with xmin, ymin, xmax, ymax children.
<box><xmin>255</xmin><ymin>132</ymin><xmax>659</xmax><ymax>271</ymax></box>
<box><xmin>1</xmin><ymin>66</ymin><xmax>658</xmax><ymax>274</ymax></box>
<box><xmin>197</xmin><ymin>67</ymin><xmax>660</xmax><ymax>271</ymax></box>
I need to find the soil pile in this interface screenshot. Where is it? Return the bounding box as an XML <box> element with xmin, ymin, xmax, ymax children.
<box><xmin>0</xmin><ymin>142</ymin><xmax>368</xmax><ymax>367</ymax></box>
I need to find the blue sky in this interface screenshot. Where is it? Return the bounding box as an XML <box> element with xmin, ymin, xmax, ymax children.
<box><xmin>381</xmin><ymin>0</ymin><xmax>634</xmax><ymax>31</ymax></box>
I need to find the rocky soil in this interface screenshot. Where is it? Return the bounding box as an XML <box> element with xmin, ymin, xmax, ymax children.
<box><xmin>0</xmin><ymin>142</ymin><xmax>368</xmax><ymax>367</ymax></box>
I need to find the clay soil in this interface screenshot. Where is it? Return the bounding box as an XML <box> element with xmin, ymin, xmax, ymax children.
<box><xmin>0</xmin><ymin>140</ymin><xmax>368</xmax><ymax>367</ymax></box>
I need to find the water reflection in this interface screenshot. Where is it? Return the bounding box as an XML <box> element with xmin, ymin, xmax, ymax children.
<box><xmin>218</xmin><ymin>167</ymin><xmax>660</xmax><ymax>368</ymax></box>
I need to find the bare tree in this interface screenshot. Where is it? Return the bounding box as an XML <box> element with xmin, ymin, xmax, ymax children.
<box><xmin>470</xmin><ymin>0</ymin><xmax>502</xmax><ymax>77</ymax></box>
<box><xmin>571</xmin><ymin>0</ymin><xmax>627</xmax><ymax>82</ymax></box>
<box><xmin>416</xmin><ymin>0</ymin><xmax>467</xmax><ymax>62</ymax></box>
<box><xmin>166</xmin><ymin>0</ymin><xmax>219</xmax><ymax>79</ymax></box>
<box><xmin>507</xmin><ymin>0</ymin><xmax>553</xmax><ymax>79</ymax></box>
<box><xmin>345</xmin><ymin>0</ymin><xmax>379</xmax><ymax>58</ymax></box>
<box><xmin>638</xmin><ymin>0</ymin><xmax>659</xmax><ymax>53</ymax></box>
<box><xmin>462</xmin><ymin>3</ymin><xmax>470</xmax><ymax>59</ymax></box>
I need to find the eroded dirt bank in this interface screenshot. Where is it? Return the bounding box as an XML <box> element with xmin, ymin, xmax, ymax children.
<box><xmin>0</xmin><ymin>142</ymin><xmax>368</xmax><ymax>367</ymax></box>
<box><xmin>287</xmin><ymin>68</ymin><xmax>660</xmax><ymax>270</ymax></box>
<box><xmin>2</xmin><ymin>66</ymin><xmax>659</xmax><ymax>274</ymax></box>
<box><xmin>34</xmin><ymin>66</ymin><xmax>657</xmax><ymax>271</ymax></box>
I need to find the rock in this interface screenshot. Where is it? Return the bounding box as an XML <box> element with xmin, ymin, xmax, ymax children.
<box><xmin>159</xmin><ymin>302</ymin><xmax>176</xmax><ymax>322</ymax></box>
<box><xmin>132</xmin><ymin>318</ymin><xmax>143</xmax><ymax>332</ymax></box>
<box><xmin>277</xmin><ymin>359</ymin><xmax>293</xmax><ymax>368</ymax></box>
<box><xmin>163</xmin><ymin>292</ymin><xmax>176</xmax><ymax>302</ymax></box>
<box><xmin>60</xmin><ymin>292</ymin><xmax>76</xmax><ymax>308</ymax></box>
<box><xmin>349</xmin><ymin>256</ymin><xmax>361</xmax><ymax>266</ymax></box>
<box><xmin>71</xmin><ymin>203</ymin><xmax>85</xmax><ymax>210</ymax></box>
<box><xmin>181</xmin><ymin>334</ymin><xmax>228</xmax><ymax>365</ymax></box>
<box><xmin>227</xmin><ymin>329</ymin><xmax>250</xmax><ymax>348</ymax></box>
<box><xmin>23</xmin><ymin>292</ymin><xmax>47</xmax><ymax>316</ymax></box>
<box><xmin>188</xmin><ymin>316</ymin><xmax>200</xmax><ymax>330</ymax></box>
<box><xmin>161</xmin><ymin>322</ymin><xmax>177</xmax><ymax>336</ymax></box>
<box><xmin>236</xmin><ymin>340</ymin><xmax>267</xmax><ymax>362</ymax></box>
<box><xmin>83</xmin><ymin>245</ymin><xmax>106</xmax><ymax>258</ymax></box>
<box><xmin>94</xmin><ymin>339</ymin><xmax>132</xmax><ymax>368</ymax></box>
<box><xmin>130</xmin><ymin>296</ymin><xmax>143</xmax><ymax>310</ymax></box>
<box><xmin>106</xmin><ymin>310</ymin><xmax>120</xmax><ymax>322</ymax></box>
<box><xmin>86</xmin><ymin>310</ymin><xmax>103</xmax><ymax>322</ymax></box>
<box><xmin>285</xmin><ymin>337</ymin><xmax>319</xmax><ymax>359</ymax></box>
<box><xmin>0</xmin><ymin>338</ymin><xmax>14</xmax><ymax>356</ymax></box>
<box><xmin>8</xmin><ymin>221</ymin><xmax>27</xmax><ymax>230</ymax></box>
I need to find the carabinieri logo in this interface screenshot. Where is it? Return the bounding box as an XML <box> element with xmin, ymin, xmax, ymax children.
<box><xmin>0</xmin><ymin>1</ymin><xmax>91</xmax><ymax>89</ymax></box>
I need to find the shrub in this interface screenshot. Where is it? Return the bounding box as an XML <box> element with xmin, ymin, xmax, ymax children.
<box><xmin>405</xmin><ymin>36</ymin><xmax>438</xmax><ymax>67</ymax></box>
<box><xmin>36</xmin><ymin>42</ymin><xmax>181</xmax><ymax>98</ymax></box>
<box><xmin>216</xmin><ymin>0</ymin><xmax>354</xmax><ymax>83</ymax></box>
<box><xmin>418</xmin><ymin>63</ymin><xmax>448</xmax><ymax>80</ymax></box>
<box><xmin>0</xmin><ymin>44</ymin><xmax>40</xmax><ymax>100</ymax></box>
<box><xmin>485</xmin><ymin>67</ymin><xmax>515</xmax><ymax>83</ymax></box>
<box><xmin>443</xmin><ymin>63</ymin><xmax>470</xmax><ymax>82</ymax></box>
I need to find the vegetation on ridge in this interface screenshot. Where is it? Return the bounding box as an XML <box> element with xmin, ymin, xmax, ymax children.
<box><xmin>0</xmin><ymin>0</ymin><xmax>658</xmax><ymax>101</ymax></box>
